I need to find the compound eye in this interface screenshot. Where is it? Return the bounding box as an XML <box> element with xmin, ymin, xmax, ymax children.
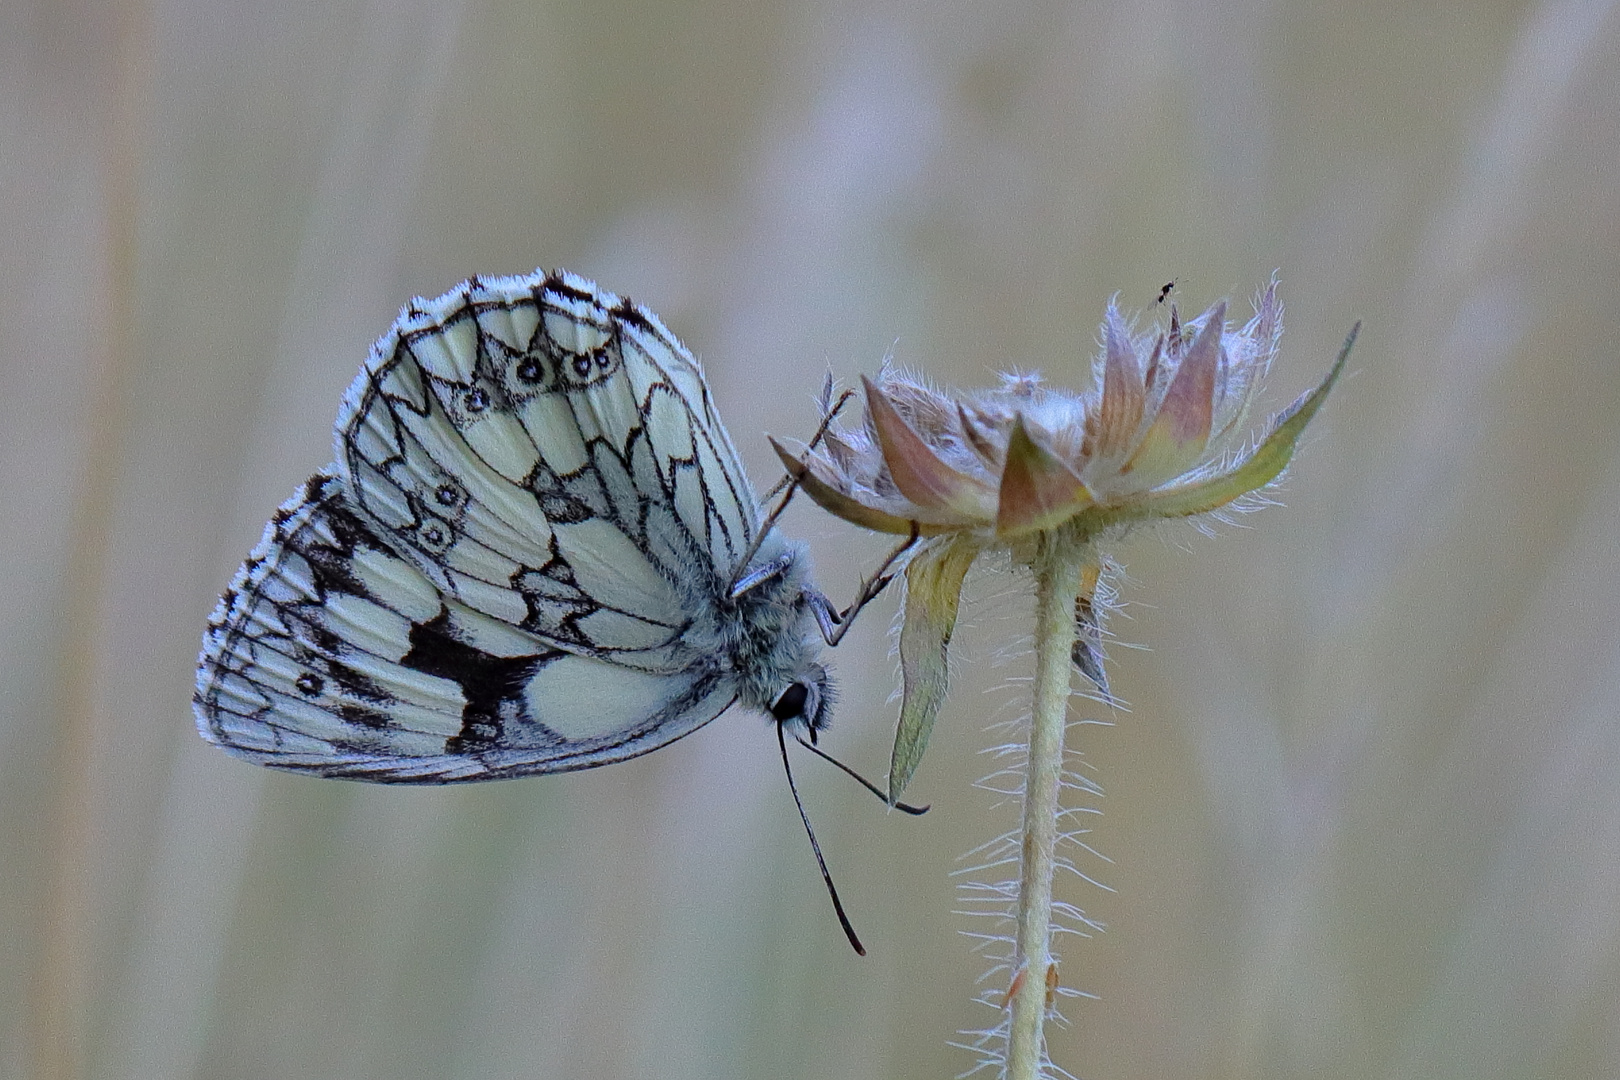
<box><xmin>769</xmin><ymin>682</ymin><xmax>811</xmax><ymax>722</ymax></box>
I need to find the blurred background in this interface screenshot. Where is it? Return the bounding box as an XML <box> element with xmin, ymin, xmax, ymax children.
<box><xmin>5</xmin><ymin>0</ymin><xmax>1619</xmax><ymax>1077</ymax></box>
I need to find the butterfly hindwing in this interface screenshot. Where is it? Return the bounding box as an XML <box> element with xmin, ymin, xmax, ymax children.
<box><xmin>194</xmin><ymin>470</ymin><xmax>741</xmax><ymax>782</ymax></box>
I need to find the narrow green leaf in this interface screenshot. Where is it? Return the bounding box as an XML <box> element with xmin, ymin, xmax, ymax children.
<box><xmin>889</xmin><ymin>535</ymin><xmax>980</xmax><ymax>802</ymax></box>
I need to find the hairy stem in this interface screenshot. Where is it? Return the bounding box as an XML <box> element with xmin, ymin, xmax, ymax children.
<box><xmin>1006</xmin><ymin>536</ymin><xmax>1085</xmax><ymax>1079</ymax></box>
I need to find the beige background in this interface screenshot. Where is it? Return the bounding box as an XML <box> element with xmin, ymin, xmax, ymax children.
<box><xmin>6</xmin><ymin>0</ymin><xmax>1620</xmax><ymax>1077</ymax></box>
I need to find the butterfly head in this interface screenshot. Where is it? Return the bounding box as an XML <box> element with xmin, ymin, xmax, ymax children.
<box><xmin>768</xmin><ymin>663</ymin><xmax>833</xmax><ymax>742</ymax></box>
<box><xmin>723</xmin><ymin>539</ymin><xmax>836</xmax><ymax>740</ymax></box>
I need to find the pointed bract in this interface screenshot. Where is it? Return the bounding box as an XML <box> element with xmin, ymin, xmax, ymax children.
<box><xmin>995</xmin><ymin>417</ymin><xmax>1093</xmax><ymax>538</ymax></box>
<box><xmin>863</xmin><ymin>376</ymin><xmax>996</xmax><ymax>522</ymax></box>
<box><xmin>1121</xmin><ymin>301</ymin><xmax>1223</xmax><ymax>488</ymax></box>
<box><xmin>770</xmin><ymin>436</ymin><xmax>953</xmax><ymax>536</ymax></box>
<box><xmin>1091</xmin><ymin>306</ymin><xmax>1145</xmax><ymax>462</ymax></box>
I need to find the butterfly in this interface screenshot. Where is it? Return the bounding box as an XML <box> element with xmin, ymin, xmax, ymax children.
<box><xmin>194</xmin><ymin>268</ymin><xmax>918</xmax><ymax>952</ymax></box>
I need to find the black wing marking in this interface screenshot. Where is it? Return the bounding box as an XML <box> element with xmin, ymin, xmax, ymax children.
<box><xmin>194</xmin><ymin>471</ymin><xmax>740</xmax><ymax>783</ymax></box>
<box><xmin>333</xmin><ymin>270</ymin><xmax>762</xmax><ymax>669</ymax></box>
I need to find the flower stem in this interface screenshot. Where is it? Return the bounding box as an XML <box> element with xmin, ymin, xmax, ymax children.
<box><xmin>1006</xmin><ymin>536</ymin><xmax>1086</xmax><ymax>1080</ymax></box>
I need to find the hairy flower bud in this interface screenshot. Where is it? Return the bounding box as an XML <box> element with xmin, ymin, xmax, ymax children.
<box><xmin>773</xmin><ymin>281</ymin><xmax>1342</xmax><ymax>549</ymax></box>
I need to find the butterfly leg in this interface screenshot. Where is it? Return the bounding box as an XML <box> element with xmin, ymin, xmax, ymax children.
<box><xmin>810</xmin><ymin>523</ymin><xmax>920</xmax><ymax>646</ymax></box>
<box><xmin>758</xmin><ymin>379</ymin><xmax>857</xmax><ymax>507</ymax></box>
<box><xmin>733</xmin><ymin>383</ymin><xmax>860</xmax><ymax>596</ymax></box>
<box><xmin>730</xmin><ymin>552</ymin><xmax>796</xmax><ymax>599</ymax></box>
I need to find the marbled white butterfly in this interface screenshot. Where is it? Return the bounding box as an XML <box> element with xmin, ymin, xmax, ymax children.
<box><xmin>195</xmin><ymin>269</ymin><xmax>916</xmax><ymax>951</ymax></box>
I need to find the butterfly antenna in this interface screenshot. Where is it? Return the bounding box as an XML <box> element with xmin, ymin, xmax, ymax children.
<box><xmin>736</xmin><ymin>387</ymin><xmax>859</xmax><ymax>591</ymax></box>
<box><xmin>794</xmin><ymin>736</ymin><xmax>928</xmax><ymax>815</ymax></box>
<box><xmin>778</xmin><ymin>721</ymin><xmax>866</xmax><ymax>956</ymax></box>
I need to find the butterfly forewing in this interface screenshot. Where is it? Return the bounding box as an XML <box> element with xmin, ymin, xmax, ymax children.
<box><xmin>333</xmin><ymin>272</ymin><xmax>757</xmax><ymax>666</ymax></box>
